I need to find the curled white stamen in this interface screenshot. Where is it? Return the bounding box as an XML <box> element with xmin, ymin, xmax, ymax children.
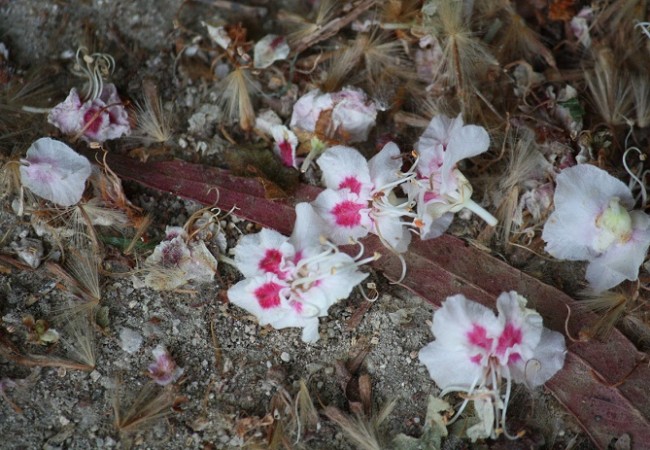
<box><xmin>623</xmin><ymin>146</ymin><xmax>647</xmax><ymax>207</ymax></box>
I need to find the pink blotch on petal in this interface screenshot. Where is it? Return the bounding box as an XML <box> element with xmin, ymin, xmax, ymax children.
<box><xmin>259</xmin><ymin>249</ymin><xmax>283</xmax><ymax>276</ymax></box>
<box><xmin>495</xmin><ymin>323</ymin><xmax>523</xmax><ymax>357</ymax></box>
<box><xmin>338</xmin><ymin>176</ymin><xmax>363</xmax><ymax>195</ymax></box>
<box><xmin>332</xmin><ymin>200</ymin><xmax>364</xmax><ymax>227</ymax></box>
<box><xmin>254</xmin><ymin>282</ymin><xmax>283</xmax><ymax>309</ymax></box>
<box><xmin>278</xmin><ymin>140</ymin><xmax>294</xmax><ymax>167</ymax></box>
<box><xmin>470</xmin><ymin>354</ymin><xmax>482</xmax><ymax>365</ymax></box>
<box><xmin>466</xmin><ymin>324</ymin><xmax>492</xmax><ymax>350</ymax></box>
<box><xmin>83</xmin><ymin>108</ymin><xmax>104</xmax><ymax>134</ymax></box>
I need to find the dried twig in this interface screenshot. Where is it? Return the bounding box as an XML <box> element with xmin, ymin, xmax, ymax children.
<box><xmin>291</xmin><ymin>0</ymin><xmax>377</xmax><ymax>54</ymax></box>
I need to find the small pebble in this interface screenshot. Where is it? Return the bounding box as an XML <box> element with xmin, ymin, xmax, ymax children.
<box><xmin>89</xmin><ymin>370</ymin><xmax>101</xmax><ymax>382</ymax></box>
<box><xmin>119</xmin><ymin>327</ymin><xmax>143</xmax><ymax>354</ymax></box>
<box><xmin>280</xmin><ymin>352</ymin><xmax>290</xmax><ymax>362</ymax></box>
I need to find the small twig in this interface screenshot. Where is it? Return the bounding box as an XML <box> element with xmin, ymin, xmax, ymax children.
<box><xmin>291</xmin><ymin>0</ymin><xmax>377</xmax><ymax>55</ymax></box>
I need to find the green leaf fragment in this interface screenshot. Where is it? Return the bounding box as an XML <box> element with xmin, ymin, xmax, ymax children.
<box><xmin>392</xmin><ymin>396</ymin><xmax>450</xmax><ymax>450</ymax></box>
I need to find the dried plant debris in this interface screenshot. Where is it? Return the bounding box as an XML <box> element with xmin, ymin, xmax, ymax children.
<box><xmin>112</xmin><ymin>382</ymin><xmax>181</xmax><ymax>439</ymax></box>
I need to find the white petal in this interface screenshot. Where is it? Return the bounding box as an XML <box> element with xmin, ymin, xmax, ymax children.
<box><xmin>290</xmin><ymin>89</ymin><xmax>333</xmax><ymax>133</ymax></box>
<box><xmin>308</xmin><ymin>252</ymin><xmax>368</xmax><ymax>306</ymax></box>
<box><xmin>253</xmin><ymin>34</ymin><xmax>290</xmax><ymax>69</ymax></box>
<box><xmin>233</xmin><ymin>228</ymin><xmax>295</xmax><ymax>278</ymax></box>
<box><xmin>367</xmin><ymin>142</ymin><xmax>402</xmax><ymax>191</ymax></box>
<box><xmin>419</xmin><ymin>339</ymin><xmax>484</xmax><ymax>390</ymax></box>
<box><xmin>183</xmin><ymin>241</ymin><xmax>218</xmax><ymax>283</ymax></box>
<box><xmin>419</xmin><ymin>212</ymin><xmax>454</xmax><ymax>240</ymax></box>
<box><xmin>585</xmin><ymin>213</ymin><xmax>650</xmax><ymax>292</ymax></box>
<box><xmin>441</xmin><ymin>124</ymin><xmax>490</xmax><ymax>192</ymax></box>
<box><xmin>255</xmin><ymin>109</ymin><xmax>282</xmax><ymax>135</ymax></box>
<box><xmin>373</xmin><ymin>213</ymin><xmax>411</xmax><ymax>253</ymax></box>
<box><xmin>512</xmin><ymin>328</ymin><xmax>566</xmax><ymax>387</ymax></box>
<box><xmin>417</xmin><ymin>114</ymin><xmax>464</xmax><ymax>151</ymax></box>
<box><xmin>317</xmin><ymin>146</ymin><xmax>372</xmax><ymax>195</ymax></box>
<box><xmin>20</xmin><ymin>138</ymin><xmax>91</xmax><ymax>207</ymax></box>
<box><xmin>291</xmin><ymin>202</ymin><xmax>327</xmax><ymax>251</ymax></box>
<box><xmin>47</xmin><ymin>88</ymin><xmax>86</xmax><ymax>134</ymax></box>
<box><xmin>330</xmin><ymin>87</ymin><xmax>377</xmax><ymax>142</ymax></box>
<box><xmin>443</xmin><ymin>124</ymin><xmax>490</xmax><ymax>168</ymax></box>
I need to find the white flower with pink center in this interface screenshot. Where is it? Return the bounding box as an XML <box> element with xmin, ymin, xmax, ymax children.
<box><xmin>419</xmin><ymin>292</ymin><xmax>566</xmax><ymax>440</ymax></box>
<box><xmin>542</xmin><ymin>164</ymin><xmax>650</xmax><ymax>292</ymax></box>
<box><xmin>312</xmin><ymin>142</ymin><xmax>415</xmax><ymax>253</ymax></box>
<box><xmin>405</xmin><ymin>114</ymin><xmax>497</xmax><ymax>239</ymax></box>
<box><xmin>228</xmin><ymin>203</ymin><xmax>371</xmax><ymax>343</ymax></box>
<box><xmin>48</xmin><ymin>83</ymin><xmax>131</xmax><ymax>143</ymax></box>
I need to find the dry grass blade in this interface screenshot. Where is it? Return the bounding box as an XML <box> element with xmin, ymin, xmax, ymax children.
<box><xmin>0</xmin><ymin>329</ymin><xmax>93</xmax><ymax>372</ymax></box>
<box><xmin>424</xmin><ymin>0</ymin><xmax>498</xmax><ymax>111</ymax></box>
<box><xmin>217</xmin><ymin>68</ymin><xmax>257</xmax><ymax>131</ymax></box>
<box><xmin>281</xmin><ymin>0</ymin><xmax>340</xmax><ymax>47</ymax></box>
<box><xmin>60</xmin><ymin>310</ymin><xmax>97</xmax><ymax>368</ymax></box>
<box><xmin>46</xmin><ymin>246</ymin><xmax>102</xmax><ymax>307</ymax></box>
<box><xmin>585</xmin><ymin>47</ymin><xmax>633</xmax><ymax>127</ymax></box>
<box><xmin>292</xmin><ymin>379</ymin><xmax>319</xmax><ymax>442</ymax></box>
<box><xmin>323</xmin><ymin>399</ymin><xmax>397</xmax><ymax>450</ymax></box>
<box><xmin>113</xmin><ymin>382</ymin><xmax>179</xmax><ymax>437</ymax></box>
<box><xmin>631</xmin><ymin>75</ymin><xmax>650</xmax><ymax>128</ymax></box>
<box><xmin>489</xmin><ymin>7</ymin><xmax>555</xmax><ymax>67</ymax></box>
<box><xmin>0</xmin><ymin>69</ymin><xmax>55</xmax><ymax>140</ymax></box>
<box><xmin>130</xmin><ymin>82</ymin><xmax>173</xmax><ymax>146</ymax></box>
<box><xmin>577</xmin><ymin>289</ymin><xmax>636</xmax><ymax>338</ymax></box>
<box><xmin>495</xmin><ymin>130</ymin><xmax>548</xmax><ymax>241</ymax></box>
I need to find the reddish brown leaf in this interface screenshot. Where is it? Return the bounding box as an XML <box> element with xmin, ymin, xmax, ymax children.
<box><xmin>96</xmin><ymin>152</ymin><xmax>650</xmax><ymax>449</ymax></box>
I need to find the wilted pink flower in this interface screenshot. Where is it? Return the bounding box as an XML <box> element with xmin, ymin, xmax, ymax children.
<box><xmin>228</xmin><ymin>203</ymin><xmax>371</xmax><ymax>343</ymax></box>
<box><xmin>147</xmin><ymin>345</ymin><xmax>184</xmax><ymax>386</ymax></box>
<box><xmin>290</xmin><ymin>87</ymin><xmax>377</xmax><ymax>143</ymax></box>
<box><xmin>419</xmin><ymin>292</ymin><xmax>566</xmax><ymax>440</ymax></box>
<box><xmin>312</xmin><ymin>143</ymin><xmax>414</xmax><ymax>252</ymax></box>
<box><xmin>20</xmin><ymin>137</ymin><xmax>91</xmax><ymax>207</ymax></box>
<box><xmin>570</xmin><ymin>7</ymin><xmax>593</xmax><ymax>48</ymax></box>
<box><xmin>143</xmin><ymin>226</ymin><xmax>218</xmax><ymax>290</ymax></box>
<box><xmin>405</xmin><ymin>114</ymin><xmax>497</xmax><ymax>239</ymax></box>
<box><xmin>542</xmin><ymin>164</ymin><xmax>650</xmax><ymax>292</ymax></box>
<box><xmin>48</xmin><ymin>83</ymin><xmax>130</xmax><ymax>143</ymax></box>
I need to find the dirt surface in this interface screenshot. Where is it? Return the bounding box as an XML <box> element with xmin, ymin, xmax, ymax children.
<box><xmin>0</xmin><ymin>0</ymin><xmax>630</xmax><ymax>449</ymax></box>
